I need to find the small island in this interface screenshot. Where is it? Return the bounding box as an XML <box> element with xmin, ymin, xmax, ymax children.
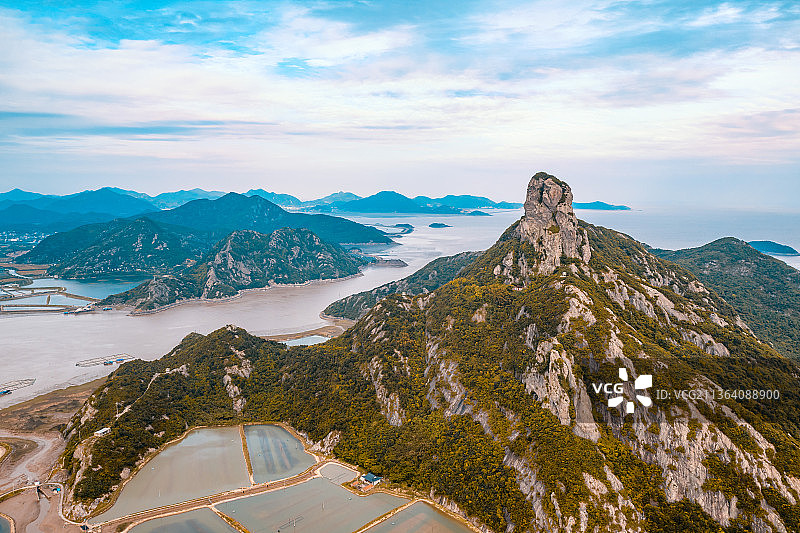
<box><xmin>429</xmin><ymin>222</ymin><xmax>451</xmax><ymax>228</ymax></box>
<box><xmin>748</xmin><ymin>240</ymin><xmax>799</xmax><ymax>256</ymax></box>
<box><xmin>573</xmin><ymin>201</ymin><xmax>631</xmax><ymax>210</ymax></box>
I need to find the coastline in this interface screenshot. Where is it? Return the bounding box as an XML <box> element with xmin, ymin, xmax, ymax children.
<box><xmin>126</xmin><ymin>272</ymin><xmax>365</xmax><ymax>316</ymax></box>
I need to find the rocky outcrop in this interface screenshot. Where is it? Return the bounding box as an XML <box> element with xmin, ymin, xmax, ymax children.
<box><xmin>514</xmin><ymin>172</ymin><xmax>591</xmax><ymax>275</ymax></box>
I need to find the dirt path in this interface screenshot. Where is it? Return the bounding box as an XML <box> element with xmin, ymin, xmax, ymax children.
<box><xmin>0</xmin><ymin>430</ymin><xmax>65</xmax><ymax>493</ymax></box>
<box><xmin>0</xmin><ymin>486</ymin><xmax>83</xmax><ymax>533</ymax></box>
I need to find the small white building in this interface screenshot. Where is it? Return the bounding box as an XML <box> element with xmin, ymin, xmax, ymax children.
<box><xmin>360</xmin><ymin>472</ymin><xmax>382</xmax><ymax>486</ymax></box>
<box><xmin>94</xmin><ymin>427</ymin><xmax>111</xmax><ymax>437</ymax></box>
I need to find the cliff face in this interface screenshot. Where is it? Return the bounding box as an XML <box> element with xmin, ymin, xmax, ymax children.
<box><xmin>65</xmin><ymin>173</ymin><xmax>800</xmax><ymax>532</ymax></box>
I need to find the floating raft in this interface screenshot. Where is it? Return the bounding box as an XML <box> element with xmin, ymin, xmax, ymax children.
<box><xmin>75</xmin><ymin>354</ymin><xmax>135</xmax><ymax>367</ymax></box>
<box><xmin>0</xmin><ymin>378</ymin><xmax>35</xmax><ymax>395</ymax></box>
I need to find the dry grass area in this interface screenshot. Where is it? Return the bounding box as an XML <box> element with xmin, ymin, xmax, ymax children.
<box><xmin>0</xmin><ymin>262</ymin><xmax>50</xmax><ymax>277</ymax></box>
<box><xmin>262</xmin><ymin>316</ymin><xmax>355</xmax><ymax>342</ymax></box>
<box><xmin>0</xmin><ymin>378</ymin><xmax>105</xmax><ymax>432</ymax></box>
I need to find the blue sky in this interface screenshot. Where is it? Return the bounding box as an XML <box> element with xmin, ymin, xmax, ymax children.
<box><xmin>0</xmin><ymin>1</ymin><xmax>798</xmax><ymax>207</ymax></box>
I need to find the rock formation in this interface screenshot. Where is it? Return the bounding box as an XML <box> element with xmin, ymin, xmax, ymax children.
<box><xmin>515</xmin><ymin>172</ymin><xmax>591</xmax><ymax>274</ymax></box>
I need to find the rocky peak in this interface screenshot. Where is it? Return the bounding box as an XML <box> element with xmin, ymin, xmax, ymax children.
<box><xmin>515</xmin><ymin>172</ymin><xmax>591</xmax><ymax>275</ymax></box>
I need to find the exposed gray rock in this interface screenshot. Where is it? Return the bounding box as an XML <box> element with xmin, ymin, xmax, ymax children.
<box><xmin>514</xmin><ymin>172</ymin><xmax>591</xmax><ymax>275</ymax></box>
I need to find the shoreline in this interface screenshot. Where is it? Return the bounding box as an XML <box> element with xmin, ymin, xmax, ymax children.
<box><xmin>126</xmin><ymin>272</ymin><xmax>365</xmax><ymax>316</ymax></box>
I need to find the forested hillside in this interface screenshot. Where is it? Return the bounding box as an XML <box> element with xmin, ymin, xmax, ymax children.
<box><xmin>654</xmin><ymin>238</ymin><xmax>800</xmax><ymax>360</ymax></box>
<box><xmin>323</xmin><ymin>250</ymin><xmax>481</xmax><ymax>319</ymax></box>
<box><xmin>102</xmin><ymin>228</ymin><xmax>366</xmax><ymax>311</ymax></box>
<box><xmin>63</xmin><ymin>174</ymin><xmax>800</xmax><ymax>532</ymax></box>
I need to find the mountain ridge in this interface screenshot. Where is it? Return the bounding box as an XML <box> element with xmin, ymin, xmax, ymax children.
<box><xmin>102</xmin><ymin>227</ymin><xmax>367</xmax><ymax>311</ymax></box>
<box><xmin>653</xmin><ymin>237</ymin><xmax>800</xmax><ymax>360</ymax></box>
<box><xmin>50</xmin><ymin>173</ymin><xmax>800</xmax><ymax>532</ymax></box>
<box><xmin>19</xmin><ymin>193</ymin><xmax>391</xmax><ymax>276</ymax></box>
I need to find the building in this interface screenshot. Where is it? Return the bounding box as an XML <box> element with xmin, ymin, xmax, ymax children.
<box><xmin>94</xmin><ymin>427</ymin><xmax>111</xmax><ymax>437</ymax></box>
<box><xmin>359</xmin><ymin>473</ymin><xmax>382</xmax><ymax>486</ymax></box>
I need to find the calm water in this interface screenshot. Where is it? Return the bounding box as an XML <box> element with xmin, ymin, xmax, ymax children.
<box><xmin>0</xmin><ymin>516</ymin><xmax>9</xmax><ymax>533</ymax></box>
<box><xmin>577</xmin><ymin>207</ymin><xmax>800</xmax><ymax>253</ymax></box>
<box><xmin>129</xmin><ymin>508</ymin><xmax>236</xmax><ymax>533</ymax></box>
<box><xmin>217</xmin><ymin>477</ymin><xmax>407</xmax><ymax>533</ymax></box>
<box><xmin>319</xmin><ymin>462</ymin><xmax>358</xmax><ymax>484</ymax></box>
<box><xmin>27</xmin><ymin>277</ymin><xmax>146</xmax><ymax>299</ymax></box>
<box><xmin>93</xmin><ymin>426</ymin><xmax>250</xmax><ymax>523</ymax></box>
<box><xmin>366</xmin><ymin>502</ymin><xmax>475</xmax><ymax>533</ymax></box>
<box><xmin>244</xmin><ymin>425</ymin><xmax>316</xmax><ymax>484</ymax></box>
<box><xmin>284</xmin><ymin>335</ymin><xmax>328</xmax><ymax>346</ymax></box>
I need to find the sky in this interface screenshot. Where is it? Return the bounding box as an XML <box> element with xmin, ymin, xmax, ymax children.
<box><xmin>0</xmin><ymin>0</ymin><xmax>798</xmax><ymax>207</ymax></box>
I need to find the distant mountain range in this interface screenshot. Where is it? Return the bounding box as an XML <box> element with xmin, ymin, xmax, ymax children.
<box><xmin>1</xmin><ymin>187</ymin><xmax>630</xmax><ymax>234</ymax></box>
<box><xmin>19</xmin><ymin>193</ymin><xmax>391</xmax><ymax>278</ymax></box>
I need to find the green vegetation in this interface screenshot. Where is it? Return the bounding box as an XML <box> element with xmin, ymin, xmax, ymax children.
<box><xmin>103</xmin><ymin>228</ymin><xmax>366</xmax><ymax>310</ymax></box>
<box><xmin>748</xmin><ymin>240</ymin><xmax>799</xmax><ymax>256</ymax></box>
<box><xmin>64</xmin><ymin>209</ymin><xmax>800</xmax><ymax>532</ymax></box>
<box><xmin>323</xmin><ymin>251</ymin><xmax>481</xmax><ymax>319</ymax></box>
<box><xmin>654</xmin><ymin>237</ymin><xmax>800</xmax><ymax>359</ymax></box>
<box><xmin>20</xmin><ymin>192</ymin><xmax>390</xmax><ymax>276</ymax></box>
<box><xmin>644</xmin><ymin>499</ymin><xmax>723</xmax><ymax>532</ymax></box>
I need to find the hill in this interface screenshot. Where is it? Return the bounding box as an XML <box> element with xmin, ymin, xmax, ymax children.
<box><xmin>415</xmin><ymin>194</ymin><xmax>523</xmax><ymax>209</ymax></box>
<box><xmin>41</xmin><ymin>218</ymin><xmax>212</xmax><ymax>278</ymax></box>
<box><xmin>320</xmin><ymin>191</ymin><xmax>461</xmax><ymax>214</ymax></box>
<box><xmin>0</xmin><ymin>188</ymin><xmax>157</xmax><ymax>231</ymax></box>
<box><xmin>654</xmin><ymin>237</ymin><xmax>800</xmax><ymax>360</ymax></box>
<box><xmin>19</xmin><ymin>194</ymin><xmax>390</xmax><ymax>275</ymax></box>
<box><xmin>143</xmin><ymin>193</ymin><xmax>390</xmax><ymax>244</ymax></box>
<box><xmin>246</xmin><ymin>189</ymin><xmax>303</xmax><ymax>208</ymax></box>
<box><xmin>748</xmin><ymin>240</ymin><xmax>799</xmax><ymax>256</ymax></box>
<box><xmin>103</xmin><ymin>228</ymin><xmax>367</xmax><ymax>311</ymax></box>
<box><xmin>573</xmin><ymin>201</ymin><xmax>631</xmax><ymax>210</ymax></box>
<box><xmin>312</xmin><ymin>191</ymin><xmax>361</xmax><ymax>204</ymax></box>
<box><xmin>0</xmin><ymin>204</ymin><xmax>119</xmax><ymax>233</ymax></box>
<box><xmin>323</xmin><ymin>251</ymin><xmax>481</xmax><ymax>320</ymax></box>
<box><xmin>56</xmin><ymin>173</ymin><xmax>800</xmax><ymax>532</ymax></box>
<box><xmin>0</xmin><ymin>188</ymin><xmax>51</xmax><ymax>202</ymax></box>
<box><xmin>150</xmin><ymin>189</ymin><xmax>226</xmax><ymax>209</ymax></box>
<box><xmin>37</xmin><ymin>188</ymin><xmax>157</xmax><ymax>217</ymax></box>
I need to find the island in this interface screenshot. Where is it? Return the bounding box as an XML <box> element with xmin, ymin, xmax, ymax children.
<box><xmin>748</xmin><ymin>240</ymin><xmax>799</xmax><ymax>256</ymax></box>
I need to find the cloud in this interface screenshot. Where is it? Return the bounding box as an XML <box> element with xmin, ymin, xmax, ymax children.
<box><xmin>0</xmin><ymin>2</ymin><xmax>798</xmax><ymax>207</ymax></box>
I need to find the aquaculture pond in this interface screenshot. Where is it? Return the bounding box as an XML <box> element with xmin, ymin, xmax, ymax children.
<box><xmin>128</xmin><ymin>508</ymin><xmax>237</xmax><ymax>533</ymax></box>
<box><xmin>217</xmin><ymin>477</ymin><xmax>407</xmax><ymax>533</ymax></box>
<box><xmin>365</xmin><ymin>501</ymin><xmax>475</xmax><ymax>533</ymax></box>
<box><xmin>93</xmin><ymin>426</ymin><xmax>250</xmax><ymax>522</ymax></box>
<box><xmin>244</xmin><ymin>424</ymin><xmax>316</xmax><ymax>484</ymax></box>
